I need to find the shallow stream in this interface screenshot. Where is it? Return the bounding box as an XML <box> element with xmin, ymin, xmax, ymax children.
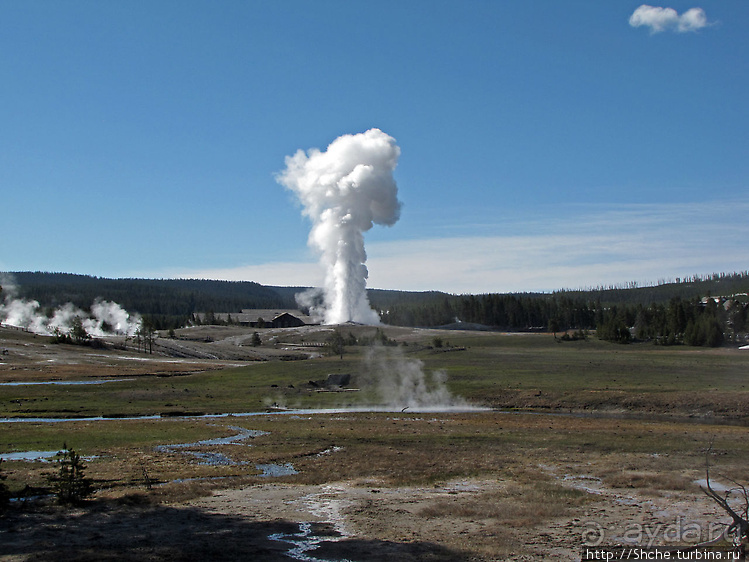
<box><xmin>270</xmin><ymin>484</ymin><xmax>353</xmax><ymax>562</ymax></box>
<box><xmin>0</xmin><ymin>379</ymin><xmax>134</xmax><ymax>386</ymax></box>
<box><xmin>0</xmin><ymin>405</ymin><xmax>488</xmax><ymax>424</ymax></box>
<box><xmin>154</xmin><ymin>425</ymin><xmax>268</xmax><ymax>466</ymax></box>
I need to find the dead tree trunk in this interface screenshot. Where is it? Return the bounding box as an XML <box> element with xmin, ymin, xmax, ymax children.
<box><xmin>700</xmin><ymin>443</ymin><xmax>748</xmax><ymax>554</ymax></box>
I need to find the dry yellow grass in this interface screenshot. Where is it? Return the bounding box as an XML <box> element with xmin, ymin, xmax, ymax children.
<box><xmin>602</xmin><ymin>470</ymin><xmax>692</xmax><ymax>492</ymax></box>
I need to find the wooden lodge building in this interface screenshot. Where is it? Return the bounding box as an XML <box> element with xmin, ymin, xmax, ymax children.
<box><xmin>196</xmin><ymin>309</ymin><xmax>316</xmax><ymax>328</ymax></box>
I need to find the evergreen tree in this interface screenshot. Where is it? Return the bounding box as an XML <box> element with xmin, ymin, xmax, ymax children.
<box><xmin>0</xmin><ymin>458</ymin><xmax>10</xmax><ymax>511</ymax></box>
<box><xmin>48</xmin><ymin>445</ymin><xmax>93</xmax><ymax>505</ymax></box>
<box><xmin>706</xmin><ymin>319</ymin><xmax>724</xmax><ymax>347</ymax></box>
<box><xmin>70</xmin><ymin>316</ymin><xmax>90</xmax><ymax>345</ymax></box>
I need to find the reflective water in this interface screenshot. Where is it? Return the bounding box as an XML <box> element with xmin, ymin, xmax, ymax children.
<box><xmin>9</xmin><ymin>494</ymin><xmax>54</xmax><ymax>503</ymax></box>
<box><xmin>0</xmin><ymin>415</ymin><xmax>163</xmax><ymax>423</ymax></box>
<box><xmin>0</xmin><ymin>450</ymin><xmax>59</xmax><ymax>461</ymax></box>
<box><xmin>270</xmin><ymin>484</ymin><xmax>353</xmax><ymax>561</ymax></box>
<box><xmin>1</xmin><ymin>450</ymin><xmax>99</xmax><ymax>462</ymax></box>
<box><xmin>256</xmin><ymin>463</ymin><xmax>298</xmax><ymax>477</ymax></box>
<box><xmin>0</xmin><ymin>405</ymin><xmax>488</xmax><ymax>424</ymax></box>
<box><xmin>269</xmin><ymin>522</ymin><xmax>352</xmax><ymax>562</ymax></box>
<box><xmin>155</xmin><ymin>425</ymin><xmax>268</xmax><ymax>466</ymax></box>
<box><xmin>0</xmin><ymin>379</ymin><xmax>133</xmax><ymax>386</ymax></box>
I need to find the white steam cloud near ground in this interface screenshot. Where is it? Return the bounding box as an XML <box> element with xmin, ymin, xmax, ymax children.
<box><xmin>276</xmin><ymin>128</ymin><xmax>402</xmax><ymax>325</ymax></box>
<box><xmin>0</xmin><ymin>275</ymin><xmax>141</xmax><ymax>337</ymax></box>
<box><xmin>629</xmin><ymin>5</ymin><xmax>709</xmax><ymax>34</ymax></box>
<box><xmin>361</xmin><ymin>346</ymin><xmax>469</xmax><ymax>411</ymax></box>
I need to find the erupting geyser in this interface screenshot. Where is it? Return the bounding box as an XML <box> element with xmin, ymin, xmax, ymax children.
<box><xmin>277</xmin><ymin>128</ymin><xmax>402</xmax><ymax>325</ymax></box>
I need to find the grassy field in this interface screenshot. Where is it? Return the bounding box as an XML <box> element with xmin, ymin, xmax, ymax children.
<box><xmin>2</xmin><ymin>329</ymin><xmax>748</xmax><ymax>420</ymax></box>
<box><xmin>1</xmin><ymin>327</ymin><xmax>748</xmax><ymax>493</ymax></box>
<box><xmin>429</xmin><ymin>333</ymin><xmax>749</xmax><ymax>418</ymax></box>
<box><xmin>3</xmin><ymin>409</ymin><xmax>748</xmax><ymax>497</ymax></box>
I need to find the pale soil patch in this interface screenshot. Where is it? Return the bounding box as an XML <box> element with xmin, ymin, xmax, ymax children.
<box><xmin>184</xmin><ymin>470</ymin><xmax>735</xmax><ymax>561</ymax></box>
<box><xmin>0</xmin><ymin>477</ymin><xmax>733</xmax><ymax>561</ymax></box>
<box><xmin>0</xmin><ymin>328</ymin><xmax>248</xmax><ymax>382</ymax></box>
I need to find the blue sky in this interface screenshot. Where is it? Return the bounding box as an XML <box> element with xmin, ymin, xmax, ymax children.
<box><xmin>2</xmin><ymin>1</ymin><xmax>747</xmax><ymax>294</ymax></box>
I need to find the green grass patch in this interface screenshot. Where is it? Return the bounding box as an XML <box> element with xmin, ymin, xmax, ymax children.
<box><xmin>2</xmin><ymin>333</ymin><xmax>748</xmax><ymax>419</ymax></box>
<box><xmin>1</xmin><ymin>332</ymin><xmax>748</xmax><ymax>498</ymax></box>
<box><xmin>0</xmin><ymin>419</ymin><xmax>228</xmax><ymax>455</ymax></box>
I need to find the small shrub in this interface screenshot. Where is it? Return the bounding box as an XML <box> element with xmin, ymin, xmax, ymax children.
<box><xmin>0</xmin><ymin>458</ymin><xmax>10</xmax><ymax>511</ymax></box>
<box><xmin>69</xmin><ymin>317</ymin><xmax>91</xmax><ymax>345</ymax></box>
<box><xmin>47</xmin><ymin>445</ymin><xmax>93</xmax><ymax>505</ymax></box>
<box><xmin>560</xmin><ymin>329</ymin><xmax>588</xmax><ymax>342</ymax></box>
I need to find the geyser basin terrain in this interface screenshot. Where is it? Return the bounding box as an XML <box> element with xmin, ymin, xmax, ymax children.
<box><xmin>2</xmin><ymin>326</ymin><xmax>748</xmax><ymax>560</ymax></box>
<box><xmin>3</xmin><ymin>410</ymin><xmax>748</xmax><ymax>561</ymax></box>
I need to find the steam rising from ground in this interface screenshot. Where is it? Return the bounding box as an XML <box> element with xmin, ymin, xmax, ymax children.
<box><xmin>0</xmin><ymin>277</ymin><xmax>141</xmax><ymax>337</ymax></box>
<box><xmin>361</xmin><ymin>346</ymin><xmax>468</xmax><ymax>410</ymax></box>
<box><xmin>277</xmin><ymin>129</ymin><xmax>402</xmax><ymax>325</ymax></box>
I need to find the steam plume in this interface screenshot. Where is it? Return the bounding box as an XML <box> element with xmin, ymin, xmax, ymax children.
<box><xmin>277</xmin><ymin>129</ymin><xmax>402</xmax><ymax>324</ymax></box>
<box><xmin>361</xmin><ymin>346</ymin><xmax>468</xmax><ymax>410</ymax></box>
<box><xmin>0</xmin><ymin>276</ymin><xmax>141</xmax><ymax>337</ymax></box>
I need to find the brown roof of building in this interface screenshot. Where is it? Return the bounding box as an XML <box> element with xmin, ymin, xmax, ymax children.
<box><xmin>239</xmin><ymin>309</ymin><xmax>314</xmax><ymax>323</ymax></box>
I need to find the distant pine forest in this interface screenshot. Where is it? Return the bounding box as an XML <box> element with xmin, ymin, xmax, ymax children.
<box><xmin>2</xmin><ymin>270</ymin><xmax>749</xmax><ymax>347</ymax></box>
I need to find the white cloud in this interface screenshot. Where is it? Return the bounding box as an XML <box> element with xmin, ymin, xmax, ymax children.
<box><xmin>166</xmin><ymin>200</ymin><xmax>749</xmax><ymax>295</ymax></box>
<box><xmin>677</xmin><ymin>7</ymin><xmax>709</xmax><ymax>32</ymax></box>
<box><xmin>629</xmin><ymin>5</ymin><xmax>709</xmax><ymax>33</ymax></box>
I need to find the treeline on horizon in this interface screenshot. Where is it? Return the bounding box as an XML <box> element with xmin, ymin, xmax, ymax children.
<box><xmin>2</xmin><ymin>272</ymin><xmax>293</xmax><ymax>330</ymax></box>
<box><xmin>2</xmin><ymin>270</ymin><xmax>749</xmax><ymax>347</ymax></box>
<box><xmin>378</xmin><ymin>271</ymin><xmax>749</xmax><ymax>347</ymax></box>
<box><xmin>381</xmin><ymin>291</ymin><xmax>749</xmax><ymax>347</ymax></box>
